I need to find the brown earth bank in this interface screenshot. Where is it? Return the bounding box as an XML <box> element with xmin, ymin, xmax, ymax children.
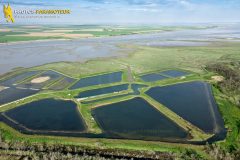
<box><xmin>211</xmin><ymin>76</ymin><xmax>224</xmax><ymax>82</ymax></box>
<box><xmin>0</xmin><ymin>86</ymin><xmax>8</xmax><ymax>92</ymax></box>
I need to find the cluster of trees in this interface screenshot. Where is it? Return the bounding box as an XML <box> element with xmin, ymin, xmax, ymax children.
<box><xmin>178</xmin><ymin>149</ymin><xmax>204</xmax><ymax>160</ymax></box>
<box><xmin>205</xmin><ymin>143</ymin><xmax>240</xmax><ymax>160</ymax></box>
<box><xmin>206</xmin><ymin>62</ymin><xmax>240</xmax><ymax>160</ymax></box>
<box><xmin>206</xmin><ymin>63</ymin><xmax>240</xmax><ymax>106</ymax></box>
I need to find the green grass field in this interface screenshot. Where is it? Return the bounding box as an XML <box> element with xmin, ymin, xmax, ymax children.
<box><xmin>30</xmin><ymin>42</ymin><xmax>240</xmax><ymax>77</ymax></box>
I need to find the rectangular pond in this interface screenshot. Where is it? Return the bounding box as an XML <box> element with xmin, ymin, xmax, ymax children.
<box><xmin>0</xmin><ymin>87</ymin><xmax>39</xmax><ymax>106</ymax></box>
<box><xmin>0</xmin><ymin>71</ymin><xmax>41</xmax><ymax>87</ymax></box>
<box><xmin>48</xmin><ymin>77</ymin><xmax>76</xmax><ymax>90</ymax></box>
<box><xmin>92</xmin><ymin>97</ymin><xmax>188</xmax><ymax>140</ymax></box>
<box><xmin>75</xmin><ymin>84</ymin><xmax>129</xmax><ymax>99</ymax></box>
<box><xmin>81</xmin><ymin>83</ymin><xmax>147</xmax><ymax>104</ymax></box>
<box><xmin>145</xmin><ymin>81</ymin><xmax>225</xmax><ymax>133</ymax></box>
<box><xmin>140</xmin><ymin>73</ymin><xmax>168</xmax><ymax>82</ymax></box>
<box><xmin>4</xmin><ymin>98</ymin><xmax>86</xmax><ymax>132</ymax></box>
<box><xmin>69</xmin><ymin>72</ymin><xmax>122</xmax><ymax>89</ymax></box>
<box><xmin>159</xmin><ymin>70</ymin><xmax>189</xmax><ymax>77</ymax></box>
<box><xmin>18</xmin><ymin>70</ymin><xmax>63</xmax><ymax>89</ymax></box>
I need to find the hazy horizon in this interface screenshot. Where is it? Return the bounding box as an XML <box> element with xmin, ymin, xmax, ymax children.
<box><xmin>0</xmin><ymin>0</ymin><xmax>240</xmax><ymax>25</ymax></box>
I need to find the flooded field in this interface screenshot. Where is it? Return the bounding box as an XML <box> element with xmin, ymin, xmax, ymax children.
<box><xmin>48</xmin><ymin>77</ymin><xmax>76</xmax><ymax>90</ymax></box>
<box><xmin>75</xmin><ymin>84</ymin><xmax>128</xmax><ymax>99</ymax></box>
<box><xmin>0</xmin><ymin>87</ymin><xmax>39</xmax><ymax>106</ymax></box>
<box><xmin>0</xmin><ymin>71</ymin><xmax>41</xmax><ymax>86</ymax></box>
<box><xmin>0</xmin><ymin>40</ymin><xmax>125</xmax><ymax>75</ymax></box>
<box><xmin>69</xmin><ymin>72</ymin><xmax>122</xmax><ymax>89</ymax></box>
<box><xmin>1</xmin><ymin>25</ymin><xmax>240</xmax><ymax>75</ymax></box>
<box><xmin>18</xmin><ymin>70</ymin><xmax>63</xmax><ymax>89</ymax></box>
<box><xmin>145</xmin><ymin>81</ymin><xmax>225</xmax><ymax>133</ymax></box>
<box><xmin>92</xmin><ymin>97</ymin><xmax>188</xmax><ymax>140</ymax></box>
<box><xmin>4</xmin><ymin>99</ymin><xmax>86</xmax><ymax>132</ymax></box>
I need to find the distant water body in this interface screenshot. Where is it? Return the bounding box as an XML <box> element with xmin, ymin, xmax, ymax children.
<box><xmin>0</xmin><ymin>24</ymin><xmax>239</xmax><ymax>75</ymax></box>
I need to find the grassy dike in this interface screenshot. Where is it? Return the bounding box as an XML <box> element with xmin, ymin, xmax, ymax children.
<box><xmin>0</xmin><ymin>122</ymin><xmax>210</xmax><ymax>159</ymax></box>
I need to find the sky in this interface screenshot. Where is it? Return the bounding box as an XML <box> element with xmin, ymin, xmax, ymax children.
<box><xmin>0</xmin><ymin>0</ymin><xmax>240</xmax><ymax>24</ymax></box>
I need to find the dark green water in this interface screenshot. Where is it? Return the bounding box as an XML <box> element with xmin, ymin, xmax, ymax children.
<box><xmin>5</xmin><ymin>99</ymin><xmax>86</xmax><ymax>132</ymax></box>
<box><xmin>92</xmin><ymin>97</ymin><xmax>188</xmax><ymax>140</ymax></box>
<box><xmin>140</xmin><ymin>73</ymin><xmax>168</xmax><ymax>82</ymax></box>
<box><xmin>159</xmin><ymin>70</ymin><xmax>189</xmax><ymax>77</ymax></box>
<box><xmin>69</xmin><ymin>72</ymin><xmax>122</xmax><ymax>89</ymax></box>
<box><xmin>146</xmin><ymin>81</ymin><xmax>225</xmax><ymax>133</ymax></box>
<box><xmin>75</xmin><ymin>84</ymin><xmax>128</xmax><ymax>98</ymax></box>
<box><xmin>0</xmin><ymin>87</ymin><xmax>39</xmax><ymax>105</ymax></box>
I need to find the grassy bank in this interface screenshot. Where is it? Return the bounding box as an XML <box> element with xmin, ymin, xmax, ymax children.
<box><xmin>0</xmin><ymin>122</ymin><xmax>210</xmax><ymax>159</ymax></box>
<box><xmin>213</xmin><ymin>87</ymin><xmax>240</xmax><ymax>152</ymax></box>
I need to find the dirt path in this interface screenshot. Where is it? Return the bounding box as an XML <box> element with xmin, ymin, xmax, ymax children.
<box><xmin>127</xmin><ymin>65</ymin><xmax>134</xmax><ymax>83</ymax></box>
